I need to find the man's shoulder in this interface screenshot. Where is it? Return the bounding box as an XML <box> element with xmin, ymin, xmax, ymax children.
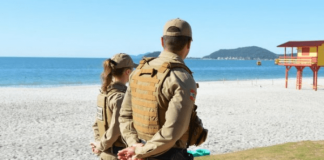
<box><xmin>167</xmin><ymin>67</ymin><xmax>196</xmax><ymax>88</ymax></box>
<box><xmin>136</xmin><ymin>57</ymin><xmax>195</xmax><ymax>85</ymax></box>
<box><xmin>171</xmin><ymin>67</ymin><xmax>192</xmax><ymax>78</ymax></box>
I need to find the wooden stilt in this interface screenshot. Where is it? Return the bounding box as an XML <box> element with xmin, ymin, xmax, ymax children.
<box><xmin>300</xmin><ymin>67</ymin><xmax>305</xmax><ymax>90</ymax></box>
<box><xmin>313</xmin><ymin>72</ymin><xmax>315</xmax><ymax>89</ymax></box>
<box><xmin>296</xmin><ymin>67</ymin><xmax>300</xmax><ymax>89</ymax></box>
<box><xmin>296</xmin><ymin>75</ymin><xmax>298</xmax><ymax>89</ymax></box>
<box><xmin>285</xmin><ymin>66</ymin><xmax>291</xmax><ymax>88</ymax></box>
<box><xmin>310</xmin><ymin>66</ymin><xmax>315</xmax><ymax>90</ymax></box>
<box><xmin>295</xmin><ymin>66</ymin><xmax>305</xmax><ymax>90</ymax></box>
<box><xmin>315</xmin><ymin>66</ymin><xmax>321</xmax><ymax>91</ymax></box>
<box><xmin>315</xmin><ymin>69</ymin><xmax>318</xmax><ymax>91</ymax></box>
<box><xmin>310</xmin><ymin>66</ymin><xmax>321</xmax><ymax>91</ymax></box>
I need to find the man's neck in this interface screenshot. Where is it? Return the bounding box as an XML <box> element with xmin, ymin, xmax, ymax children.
<box><xmin>163</xmin><ymin>49</ymin><xmax>185</xmax><ymax>60</ymax></box>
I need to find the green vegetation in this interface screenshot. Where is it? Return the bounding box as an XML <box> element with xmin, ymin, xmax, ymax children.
<box><xmin>203</xmin><ymin>46</ymin><xmax>278</xmax><ymax>60</ymax></box>
<box><xmin>196</xmin><ymin>141</ymin><xmax>324</xmax><ymax>160</ymax></box>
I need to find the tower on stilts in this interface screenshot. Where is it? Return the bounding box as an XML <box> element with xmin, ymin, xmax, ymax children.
<box><xmin>277</xmin><ymin>40</ymin><xmax>324</xmax><ymax>91</ymax></box>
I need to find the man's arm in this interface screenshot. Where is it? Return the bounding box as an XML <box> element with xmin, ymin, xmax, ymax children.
<box><xmin>134</xmin><ymin>69</ymin><xmax>196</xmax><ymax>158</ymax></box>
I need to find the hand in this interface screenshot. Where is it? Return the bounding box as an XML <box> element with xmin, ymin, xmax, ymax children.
<box><xmin>90</xmin><ymin>142</ymin><xmax>101</xmax><ymax>155</ymax></box>
<box><xmin>117</xmin><ymin>143</ymin><xmax>144</xmax><ymax>160</ymax></box>
<box><xmin>117</xmin><ymin>146</ymin><xmax>135</xmax><ymax>160</ymax></box>
<box><xmin>131</xmin><ymin>155</ymin><xmax>143</xmax><ymax>160</ymax></box>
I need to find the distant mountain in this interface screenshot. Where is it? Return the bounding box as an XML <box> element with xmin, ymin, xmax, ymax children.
<box><xmin>130</xmin><ymin>53</ymin><xmax>146</xmax><ymax>59</ymax></box>
<box><xmin>186</xmin><ymin>57</ymin><xmax>201</xmax><ymax>59</ymax></box>
<box><xmin>144</xmin><ymin>51</ymin><xmax>201</xmax><ymax>59</ymax></box>
<box><xmin>277</xmin><ymin>53</ymin><xmax>297</xmax><ymax>57</ymax></box>
<box><xmin>130</xmin><ymin>51</ymin><xmax>161</xmax><ymax>59</ymax></box>
<box><xmin>144</xmin><ymin>51</ymin><xmax>160</xmax><ymax>57</ymax></box>
<box><xmin>203</xmin><ymin>46</ymin><xmax>278</xmax><ymax>60</ymax></box>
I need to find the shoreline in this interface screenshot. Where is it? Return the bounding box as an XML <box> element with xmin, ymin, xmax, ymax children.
<box><xmin>1</xmin><ymin>77</ymin><xmax>324</xmax><ymax>88</ymax></box>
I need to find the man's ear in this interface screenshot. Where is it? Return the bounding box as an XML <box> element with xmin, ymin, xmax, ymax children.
<box><xmin>187</xmin><ymin>41</ymin><xmax>191</xmax><ymax>49</ymax></box>
<box><xmin>161</xmin><ymin>37</ymin><xmax>164</xmax><ymax>48</ymax></box>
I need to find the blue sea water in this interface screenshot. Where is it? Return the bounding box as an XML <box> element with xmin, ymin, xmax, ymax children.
<box><xmin>1</xmin><ymin>57</ymin><xmax>323</xmax><ymax>87</ymax></box>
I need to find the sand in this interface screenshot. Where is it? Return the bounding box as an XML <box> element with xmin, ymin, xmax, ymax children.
<box><xmin>1</xmin><ymin>78</ymin><xmax>324</xmax><ymax>159</ymax></box>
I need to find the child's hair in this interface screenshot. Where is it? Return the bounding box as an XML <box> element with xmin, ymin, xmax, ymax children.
<box><xmin>101</xmin><ymin>59</ymin><xmax>131</xmax><ymax>92</ymax></box>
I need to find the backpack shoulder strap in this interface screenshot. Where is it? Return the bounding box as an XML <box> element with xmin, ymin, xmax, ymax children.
<box><xmin>158</xmin><ymin>61</ymin><xmax>193</xmax><ymax>75</ymax></box>
<box><xmin>137</xmin><ymin>57</ymin><xmax>156</xmax><ymax>69</ymax></box>
<box><xmin>170</xmin><ymin>62</ymin><xmax>192</xmax><ymax>75</ymax></box>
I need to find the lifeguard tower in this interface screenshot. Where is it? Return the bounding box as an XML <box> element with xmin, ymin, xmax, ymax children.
<box><xmin>277</xmin><ymin>40</ymin><xmax>324</xmax><ymax>91</ymax></box>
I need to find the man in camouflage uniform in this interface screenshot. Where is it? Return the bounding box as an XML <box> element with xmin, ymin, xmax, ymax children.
<box><xmin>118</xmin><ymin>18</ymin><xmax>196</xmax><ymax>160</ymax></box>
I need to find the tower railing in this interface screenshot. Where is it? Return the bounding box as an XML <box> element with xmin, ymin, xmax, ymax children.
<box><xmin>278</xmin><ymin>56</ymin><xmax>317</xmax><ymax>65</ymax></box>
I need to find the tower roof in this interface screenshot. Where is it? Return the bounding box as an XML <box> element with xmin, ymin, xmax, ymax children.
<box><xmin>278</xmin><ymin>41</ymin><xmax>324</xmax><ymax>47</ymax></box>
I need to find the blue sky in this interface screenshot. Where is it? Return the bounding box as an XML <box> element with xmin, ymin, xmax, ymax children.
<box><xmin>1</xmin><ymin>0</ymin><xmax>323</xmax><ymax>58</ymax></box>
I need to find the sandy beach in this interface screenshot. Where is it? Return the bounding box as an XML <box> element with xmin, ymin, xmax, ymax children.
<box><xmin>1</xmin><ymin>78</ymin><xmax>324</xmax><ymax>159</ymax></box>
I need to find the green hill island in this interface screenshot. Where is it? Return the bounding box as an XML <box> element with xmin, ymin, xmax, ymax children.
<box><xmin>203</xmin><ymin>46</ymin><xmax>278</xmax><ymax>60</ymax></box>
<box><xmin>136</xmin><ymin>46</ymin><xmax>279</xmax><ymax>60</ymax></box>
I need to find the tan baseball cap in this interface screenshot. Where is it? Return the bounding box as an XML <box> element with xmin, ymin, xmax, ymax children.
<box><xmin>163</xmin><ymin>18</ymin><xmax>192</xmax><ymax>38</ymax></box>
<box><xmin>111</xmin><ymin>53</ymin><xmax>137</xmax><ymax>69</ymax></box>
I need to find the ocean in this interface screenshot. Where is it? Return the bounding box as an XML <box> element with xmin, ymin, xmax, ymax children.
<box><xmin>1</xmin><ymin>57</ymin><xmax>323</xmax><ymax>87</ymax></box>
